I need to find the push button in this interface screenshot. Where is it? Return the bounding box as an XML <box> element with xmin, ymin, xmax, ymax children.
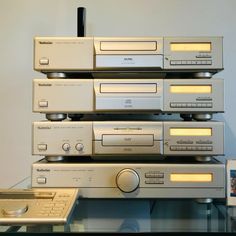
<box><xmin>38</xmin><ymin>144</ymin><xmax>47</xmax><ymax>151</ymax></box>
<box><xmin>38</xmin><ymin>101</ymin><xmax>48</xmax><ymax>107</ymax></box>
<box><xmin>39</xmin><ymin>58</ymin><xmax>49</xmax><ymax>65</ymax></box>
<box><xmin>37</xmin><ymin>177</ymin><xmax>46</xmax><ymax>184</ymax></box>
<box><xmin>206</xmin><ymin>103</ymin><xmax>213</xmax><ymax>108</ymax></box>
<box><xmin>206</xmin><ymin>146</ymin><xmax>213</xmax><ymax>151</ymax></box>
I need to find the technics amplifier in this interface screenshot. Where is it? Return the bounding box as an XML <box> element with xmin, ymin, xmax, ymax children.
<box><xmin>33</xmin><ymin>78</ymin><xmax>224</xmax><ymax>121</ymax></box>
<box><xmin>31</xmin><ymin>158</ymin><xmax>225</xmax><ymax>201</ymax></box>
<box><xmin>34</xmin><ymin>37</ymin><xmax>223</xmax><ymax>78</ymax></box>
<box><xmin>32</xmin><ymin>121</ymin><xmax>224</xmax><ymax>160</ymax></box>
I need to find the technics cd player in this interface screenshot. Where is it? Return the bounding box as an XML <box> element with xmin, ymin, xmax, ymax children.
<box><xmin>34</xmin><ymin>36</ymin><xmax>223</xmax><ymax>78</ymax></box>
<box><xmin>32</xmin><ymin>121</ymin><xmax>224</xmax><ymax>160</ymax></box>
<box><xmin>31</xmin><ymin>158</ymin><xmax>225</xmax><ymax>201</ymax></box>
<box><xmin>33</xmin><ymin>78</ymin><xmax>224</xmax><ymax>121</ymax></box>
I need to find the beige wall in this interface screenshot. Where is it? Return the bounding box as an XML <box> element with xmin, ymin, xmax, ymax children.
<box><xmin>0</xmin><ymin>0</ymin><xmax>235</xmax><ymax>187</ymax></box>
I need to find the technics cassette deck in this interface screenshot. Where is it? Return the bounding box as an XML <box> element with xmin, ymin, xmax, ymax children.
<box><xmin>32</xmin><ymin>121</ymin><xmax>224</xmax><ymax>160</ymax></box>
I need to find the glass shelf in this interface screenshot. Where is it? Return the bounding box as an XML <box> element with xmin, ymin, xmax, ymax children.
<box><xmin>1</xmin><ymin>177</ymin><xmax>236</xmax><ymax>234</ymax></box>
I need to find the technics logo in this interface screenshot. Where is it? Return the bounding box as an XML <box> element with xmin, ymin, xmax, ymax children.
<box><xmin>37</xmin><ymin>168</ymin><xmax>50</xmax><ymax>172</ymax></box>
<box><xmin>124</xmin><ymin>57</ymin><xmax>133</xmax><ymax>61</ymax></box>
<box><xmin>37</xmin><ymin>126</ymin><xmax>51</xmax><ymax>130</ymax></box>
<box><xmin>39</xmin><ymin>41</ymin><xmax>53</xmax><ymax>44</ymax></box>
<box><xmin>38</xmin><ymin>83</ymin><xmax>52</xmax><ymax>86</ymax></box>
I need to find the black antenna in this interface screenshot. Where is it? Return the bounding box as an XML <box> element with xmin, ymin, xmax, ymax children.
<box><xmin>77</xmin><ymin>7</ymin><xmax>86</xmax><ymax>37</ymax></box>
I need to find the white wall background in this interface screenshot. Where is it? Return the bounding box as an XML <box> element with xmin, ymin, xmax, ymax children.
<box><xmin>0</xmin><ymin>0</ymin><xmax>235</xmax><ymax>187</ymax></box>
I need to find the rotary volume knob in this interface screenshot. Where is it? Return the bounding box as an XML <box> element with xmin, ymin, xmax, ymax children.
<box><xmin>75</xmin><ymin>143</ymin><xmax>84</xmax><ymax>152</ymax></box>
<box><xmin>62</xmin><ymin>143</ymin><xmax>71</xmax><ymax>152</ymax></box>
<box><xmin>116</xmin><ymin>169</ymin><xmax>140</xmax><ymax>193</ymax></box>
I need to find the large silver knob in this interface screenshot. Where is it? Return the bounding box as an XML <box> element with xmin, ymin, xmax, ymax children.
<box><xmin>116</xmin><ymin>169</ymin><xmax>140</xmax><ymax>193</ymax></box>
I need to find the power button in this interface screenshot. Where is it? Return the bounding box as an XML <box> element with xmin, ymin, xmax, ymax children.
<box><xmin>37</xmin><ymin>177</ymin><xmax>46</xmax><ymax>184</ymax></box>
<box><xmin>39</xmin><ymin>58</ymin><xmax>49</xmax><ymax>65</ymax></box>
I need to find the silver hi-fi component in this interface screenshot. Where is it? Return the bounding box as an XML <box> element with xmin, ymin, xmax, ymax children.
<box><xmin>33</xmin><ymin>78</ymin><xmax>224</xmax><ymax>121</ymax></box>
<box><xmin>34</xmin><ymin>36</ymin><xmax>223</xmax><ymax>78</ymax></box>
<box><xmin>32</xmin><ymin>120</ymin><xmax>224</xmax><ymax>162</ymax></box>
<box><xmin>31</xmin><ymin>158</ymin><xmax>225</xmax><ymax>202</ymax></box>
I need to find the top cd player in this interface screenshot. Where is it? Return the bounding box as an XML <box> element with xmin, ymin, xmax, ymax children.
<box><xmin>34</xmin><ymin>36</ymin><xmax>223</xmax><ymax>78</ymax></box>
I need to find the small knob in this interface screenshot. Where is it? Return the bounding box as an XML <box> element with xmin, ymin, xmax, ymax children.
<box><xmin>75</xmin><ymin>143</ymin><xmax>84</xmax><ymax>152</ymax></box>
<box><xmin>62</xmin><ymin>143</ymin><xmax>70</xmax><ymax>152</ymax></box>
<box><xmin>116</xmin><ymin>169</ymin><xmax>140</xmax><ymax>193</ymax></box>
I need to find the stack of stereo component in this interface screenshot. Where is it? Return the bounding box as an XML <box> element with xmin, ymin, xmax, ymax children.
<box><xmin>31</xmin><ymin>36</ymin><xmax>225</xmax><ymax>202</ymax></box>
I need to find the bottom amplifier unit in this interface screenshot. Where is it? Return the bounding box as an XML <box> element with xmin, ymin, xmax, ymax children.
<box><xmin>32</xmin><ymin>158</ymin><xmax>225</xmax><ymax>201</ymax></box>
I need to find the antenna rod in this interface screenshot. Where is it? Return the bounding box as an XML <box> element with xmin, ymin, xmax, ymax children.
<box><xmin>77</xmin><ymin>7</ymin><xmax>86</xmax><ymax>37</ymax></box>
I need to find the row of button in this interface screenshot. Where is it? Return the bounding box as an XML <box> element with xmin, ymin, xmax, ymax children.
<box><xmin>170</xmin><ymin>146</ymin><xmax>213</xmax><ymax>151</ymax></box>
<box><xmin>145</xmin><ymin>172</ymin><xmax>164</xmax><ymax>184</ymax></box>
<box><xmin>145</xmin><ymin>173</ymin><xmax>164</xmax><ymax>178</ymax></box>
<box><xmin>170</xmin><ymin>60</ymin><xmax>212</xmax><ymax>65</ymax></box>
<box><xmin>37</xmin><ymin>143</ymin><xmax>84</xmax><ymax>152</ymax></box>
<box><xmin>170</xmin><ymin>102</ymin><xmax>212</xmax><ymax>108</ymax></box>
<box><xmin>196</xmin><ymin>55</ymin><xmax>212</xmax><ymax>58</ymax></box>
<box><xmin>38</xmin><ymin>210</ymin><xmax>64</xmax><ymax>217</ymax></box>
<box><xmin>57</xmin><ymin>193</ymin><xmax>71</xmax><ymax>198</ymax></box>
<box><xmin>145</xmin><ymin>180</ymin><xmax>164</xmax><ymax>184</ymax></box>
<box><xmin>37</xmin><ymin>202</ymin><xmax>66</xmax><ymax>217</ymax></box>
<box><xmin>196</xmin><ymin>140</ymin><xmax>213</xmax><ymax>144</ymax></box>
<box><xmin>176</xmin><ymin>140</ymin><xmax>213</xmax><ymax>145</ymax></box>
<box><xmin>42</xmin><ymin>203</ymin><xmax>66</xmax><ymax>208</ymax></box>
<box><xmin>177</xmin><ymin>140</ymin><xmax>193</xmax><ymax>144</ymax></box>
<box><xmin>40</xmin><ymin>101</ymin><xmax>213</xmax><ymax>109</ymax></box>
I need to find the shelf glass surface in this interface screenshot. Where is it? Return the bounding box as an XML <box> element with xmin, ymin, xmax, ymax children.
<box><xmin>1</xmin><ymin>177</ymin><xmax>236</xmax><ymax>234</ymax></box>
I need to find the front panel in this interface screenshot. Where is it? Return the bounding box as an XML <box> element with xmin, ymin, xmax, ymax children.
<box><xmin>32</xmin><ymin>78</ymin><xmax>224</xmax><ymax>116</ymax></box>
<box><xmin>32</xmin><ymin>121</ymin><xmax>224</xmax><ymax>157</ymax></box>
<box><xmin>34</xmin><ymin>37</ymin><xmax>94</xmax><ymax>71</ymax></box>
<box><xmin>94</xmin><ymin>37</ymin><xmax>163</xmax><ymax>55</ymax></box>
<box><xmin>94</xmin><ymin>37</ymin><xmax>164</xmax><ymax>69</ymax></box>
<box><xmin>32</xmin><ymin>121</ymin><xmax>93</xmax><ymax>156</ymax></box>
<box><xmin>33</xmin><ymin>36</ymin><xmax>223</xmax><ymax>73</ymax></box>
<box><xmin>163</xmin><ymin>37</ymin><xmax>223</xmax><ymax>70</ymax></box>
<box><xmin>32</xmin><ymin>161</ymin><xmax>225</xmax><ymax>199</ymax></box>
<box><xmin>163</xmin><ymin>78</ymin><xmax>224</xmax><ymax>113</ymax></box>
<box><xmin>94</xmin><ymin>79</ymin><xmax>163</xmax><ymax>111</ymax></box>
<box><xmin>33</xmin><ymin>79</ymin><xmax>94</xmax><ymax>113</ymax></box>
<box><xmin>163</xmin><ymin>121</ymin><xmax>224</xmax><ymax>156</ymax></box>
<box><xmin>93</xmin><ymin>121</ymin><xmax>163</xmax><ymax>155</ymax></box>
